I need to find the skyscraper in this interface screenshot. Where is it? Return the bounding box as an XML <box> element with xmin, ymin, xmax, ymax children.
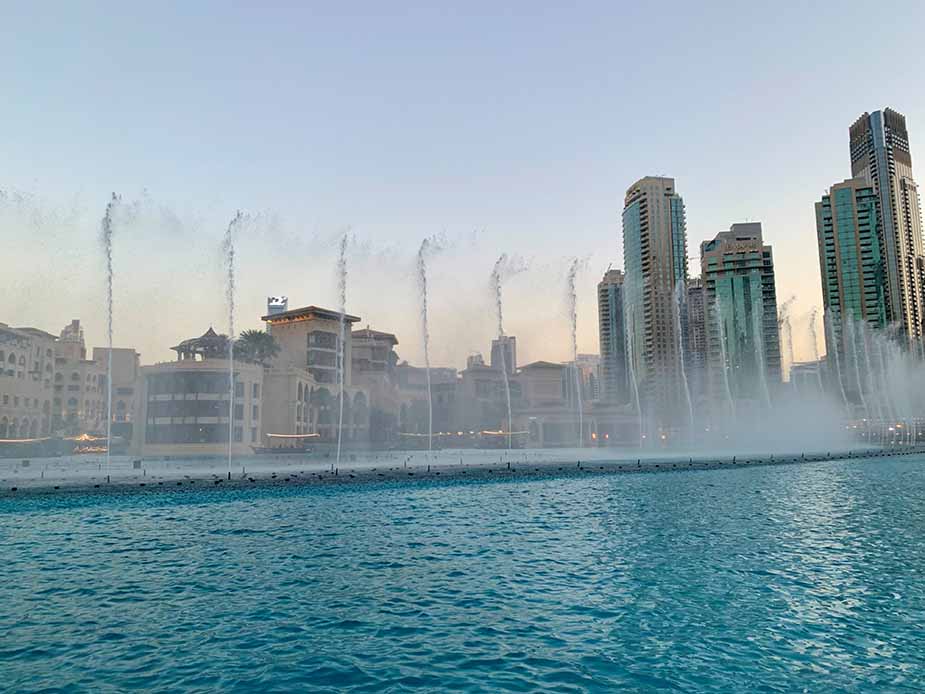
<box><xmin>622</xmin><ymin>176</ymin><xmax>689</xmax><ymax>429</ymax></box>
<box><xmin>815</xmin><ymin>178</ymin><xmax>886</xmax><ymax>404</ymax></box>
<box><xmin>815</xmin><ymin>179</ymin><xmax>887</xmax><ymax>330</ymax></box>
<box><xmin>850</xmin><ymin>108</ymin><xmax>925</xmax><ymax>342</ymax></box>
<box><xmin>597</xmin><ymin>268</ymin><xmax>627</xmax><ymax>403</ymax></box>
<box><xmin>701</xmin><ymin>223</ymin><xmax>781</xmax><ymax>407</ymax></box>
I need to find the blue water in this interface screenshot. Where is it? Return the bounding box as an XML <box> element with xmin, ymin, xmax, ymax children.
<box><xmin>2</xmin><ymin>457</ymin><xmax>924</xmax><ymax>692</ymax></box>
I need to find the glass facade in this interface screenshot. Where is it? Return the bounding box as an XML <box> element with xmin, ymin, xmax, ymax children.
<box><xmin>816</xmin><ymin>181</ymin><xmax>885</xmax><ymax>331</ymax></box>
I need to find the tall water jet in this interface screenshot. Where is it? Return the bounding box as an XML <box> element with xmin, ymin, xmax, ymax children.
<box><xmin>858</xmin><ymin>319</ymin><xmax>884</xmax><ymax>427</ymax></box>
<box><xmin>673</xmin><ymin>279</ymin><xmax>694</xmax><ymax>433</ymax></box>
<box><xmin>713</xmin><ymin>299</ymin><xmax>735</xmax><ymax>421</ymax></box>
<box><xmin>825</xmin><ymin>311</ymin><xmax>849</xmax><ymax>406</ymax></box>
<box><xmin>751</xmin><ymin>299</ymin><xmax>772</xmax><ymax>408</ymax></box>
<box><xmin>566</xmin><ymin>259</ymin><xmax>584</xmax><ymax>447</ymax></box>
<box><xmin>778</xmin><ymin>296</ymin><xmax>796</xmax><ymax>386</ymax></box>
<box><xmin>625</xmin><ymin>305</ymin><xmax>644</xmax><ymax>447</ymax></box>
<box><xmin>846</xmin><ymin>317</ymin><xmax>870</xmax><ymax>420</ymax></box>
<box><xmin>808</xmin><ymin>308</ymin><xmax>825</xmax><ymax>395</ymax></box>
<box><xmin>336</xmin><ymin>234</ymin><xmax>348</xmax><ymax>465</ymax></box>
<box><xmin>100</xmin><ymin>193</ymin><xmax>119</xmax><ymax>481</ymax></box>
<box><xmin>416</xmin><ymin>239</ymin><xmax>433</xmax><ymax>452</ymax></box>
<box><xmin>223</xmin><ymin>211</ymin><xmax>243</xmax><ymax>478</ymax></box>
<box><xmin>490</xmin><ymin>255</ymin><xmax>513</xmax><ymax>450</ymax></box>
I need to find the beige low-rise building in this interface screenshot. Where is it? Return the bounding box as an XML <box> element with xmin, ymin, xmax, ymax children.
<box><xmin>0</xmin><ymin>323</ymin><xmax>57</xmax><ymax>438</ymax></box>
<box><xmin>261</xmin><ymin>304</ymin><xmax>369</xmax><ymax>445</ymax></box>
<box><xmin>91</xmin><ymin>347</ymin><xmax>141</xmax><ymax>434</ymax></box>
<box><xmin>54</xmin><ymin>320</ymin><xmax>107</xmax><ymax>434</ymax></box>
<box><xmin>132</xmin><ymin>328</ymin><xmax>263</xmax><ymax>457</ymax></box>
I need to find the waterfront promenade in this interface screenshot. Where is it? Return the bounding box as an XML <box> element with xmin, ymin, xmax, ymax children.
<box><xmin>2</xmin><ymin>446</ymin><xmax>922</xmax><ymax>497</ymax></box>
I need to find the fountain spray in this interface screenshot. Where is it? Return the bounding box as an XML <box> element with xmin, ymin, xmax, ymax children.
<box><xmin>825</xmin><ymin>311</ymin><xmax>849</xmax><ymax>407</ymax></box>
<box><xmin>223</xmin><ymin>212</ymin><xmax>244</xmax><ymax>479</ymax></box>
<box><xmin>808</xmin><ymin>308</ymin><xmax>825</xmax><ymax>395</ymax></box>
<box><xmin>778</xmin><ymin>297</ymin><xmax>796</xmax><ymax>385</ymax></box>
<box><xmin>491</xmin><ymin>255</ymin><xmax>513</xmax><ymax>450</ymax></box>
<box><xmin>416</xmin><ymin>239</ymin><xmax>433</xmax><ymax>452</ymax></box>
<box><xmin>100</xmin><ymin>193</ymin><xmax>119</xmax><ymax>482</ymax></box>
<box><xmin>336</xmin><ymin>234</ymin><xmax>348</xmax><ymax>466</ymax></box>
<box><xmin>673</xmin><ymin>280</ymin><xmax>694</xmax><ymax>431</ymax></box>
<box><xmin>751</xmin><ymin>300</ymin><xmax>772</xmax><ymax>408</ymax></box>
<box><xmin>566</xmin><ymin>259</ymin><xmax>583</xmax><ymax>447</ymax></box>
<box><xmin>625</xmin><ymin>305</ymin><xmax>644</xmax><ymax>446</ymax></box>
<box><xmin>714</xmin><ymin>299</ymin><xmax>735</xmax><ymax>420</ymax></box>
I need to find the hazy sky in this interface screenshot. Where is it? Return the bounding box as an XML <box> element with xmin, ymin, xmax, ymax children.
<box><xmin>2</xmin><ymin>2</ymin><xmax>924</xmax><ymax>369</ymax></box>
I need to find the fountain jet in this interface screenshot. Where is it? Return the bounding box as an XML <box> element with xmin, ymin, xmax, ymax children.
<box><xmin>336</xmin><ymin>234</ymin><xmax>348</xmax><ymax>466</ymax></box>
<box><xmin>416</xmin><ymin>239</ymin><xmax>434</xmax><ymax>452</ymax></box>
<box><xmin>223</xmin><ymin>211</ymin><xmax>244</xmax><ymax>478</ymax></box>
<box><xmin>566</xmin><ymin>259</ymin><xmax>583</xmax><ymax>447</ymax></box>
<box><xmin>491</xmin><ymin>255</ymin><xmax>513</xmax><ymax>450</ymax></box>
<box><xmin>100</xmin><ymin>193</ymin><xmax>119</xmax><ymax>480</ymax></box>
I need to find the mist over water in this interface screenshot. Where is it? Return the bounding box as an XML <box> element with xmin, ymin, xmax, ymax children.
<box><xmin>1</xmin><ymin>191</ymin><xmax>922</xmax><ymax>459</ymax></box>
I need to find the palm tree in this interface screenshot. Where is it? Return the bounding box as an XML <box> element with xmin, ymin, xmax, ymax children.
<box><xmin>234</xmin><ymin>329</ymin><xmax>281</xmax><ymax>366</ymax></box>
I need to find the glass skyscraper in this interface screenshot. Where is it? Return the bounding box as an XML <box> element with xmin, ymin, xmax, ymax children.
<box><xmin>815</xmin><ymin>178</ymin><xmax>886</xmax><ymax>404</ymax></box>
<box><xmin>622</xmin><ymin>176</ymin><xmax>689</xmax><ymax>432</ymax></box>
<box><xmin>701</xmin><ymin>223</ymin><xmax>781</xmax><ymax>409</ymax></box>
<box><xmin>849</xmin><ymin>108</ymin><xmax>925</xmax><ymax>343</ymax></box>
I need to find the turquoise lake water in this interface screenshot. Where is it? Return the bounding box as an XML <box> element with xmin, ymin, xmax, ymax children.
<box><xmin>2</xmin><ymin>456</ymin><xmax>924</xmax><ymax>692</ymax></box>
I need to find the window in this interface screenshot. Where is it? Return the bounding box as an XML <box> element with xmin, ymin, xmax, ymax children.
<box><xmin>252</xmin><ymin>383</ymin><xmax>260</xmax><ymax>398</ymax></box>
<box><xmin>233</xmin><ymin>426</ymin><xmax>243</xmax><ymax>443</ymax></box>
<box><xmin>250</xmin><ymin>427</ymin><xmax>257</xmax><ymax>442</ymax></box>
<box><xmin>234</xmin><ymin>404</ymin><xmax>244</xmax><ymax>420</ymax></box>
<box><xmin>252</xmin><ymin>405</ymin><xmax>259</xmax><ymax>420</ymax></box>
<box><xmin>234</xmin><ymin>382</ymin><xmax>244</xmax><ymax>398</ymax></box>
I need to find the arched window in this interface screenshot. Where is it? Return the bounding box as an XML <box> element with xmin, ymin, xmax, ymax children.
<box><xmin>9</xmin><ymin>353</ymin><xmax>18</xmax><ymax>364</ymax></box>
<box><xmin>46</xmin><ymin>349</ymin><xmax>53</xmax><ymax>358</ymax></box>
<box><xmin>18</xmin><ymin>356</ymin><xmax>25</xmax><ymax>366</ymax></box>
<box><xmin>67</xmin><ymin>398</ymin><xmax>78</xmax><ymax>407</ymax></box>
<box><xmin>71</xmin><ymin>372</ymin><xmax>80</xmax><ymax>382</ymax></box>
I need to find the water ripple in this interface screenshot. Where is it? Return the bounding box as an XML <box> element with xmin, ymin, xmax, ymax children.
<box><xmin>1</xmin><ymin>457</ymin><xmax>924</xmax><ymax>691</ymax></box>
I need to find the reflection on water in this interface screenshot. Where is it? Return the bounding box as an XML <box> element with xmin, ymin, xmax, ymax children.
<box><xmin>1</xmin><ymin>457</ymin><xmax>923</xmax><ymax>692</ymax></box>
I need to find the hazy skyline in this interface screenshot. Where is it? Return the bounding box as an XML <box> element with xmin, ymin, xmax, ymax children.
<box><xmin>2</xmin><ymin>2</ymin><xmax>924</xmax><ymax>368</ymax></box>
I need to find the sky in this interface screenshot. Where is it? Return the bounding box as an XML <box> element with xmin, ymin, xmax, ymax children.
<box><xmin>2</xmin><ymin>1</ymin><xmax>924</xmax><ymax>370</ymax></box>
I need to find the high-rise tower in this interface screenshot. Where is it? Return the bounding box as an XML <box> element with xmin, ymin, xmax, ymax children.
<box><xmin>815</xmin><ymin>178</ymin><xmax>887</xmax><ymax>405</ymax></box>
<box><xmin>622</xmin><ymin>176</ymin><xmax>689</xmax><ymax>429</ymax></box>
<box><xmin>597</xmin><ymin>268</ymin><xmax>628</xmax><ymax>403</ymax></box>
<box><xmin>850</xmin><ymin>108</ymin><xmax>925</xmax><ymax>342</ymax></box>
<box><xmin>701</xmin><ymin>223</ymin><xmax>781</xmax><ymax>407</ymax></box>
